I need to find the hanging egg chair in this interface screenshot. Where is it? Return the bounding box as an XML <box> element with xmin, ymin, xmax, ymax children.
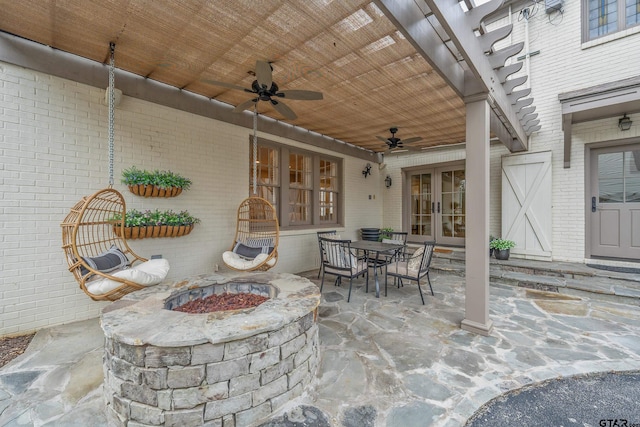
<box><xmin>60</xmin><ymin>43</ymin><xmax>169</xmax><ymax>301</ymax></box>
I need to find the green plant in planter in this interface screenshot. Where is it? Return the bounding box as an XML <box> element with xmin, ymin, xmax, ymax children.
<box><xmin>113</xmin><ymin>209</ymin><xmax>201</xmax><ymax>227</ymax></box>
<box><xmin>489</xmin><ymin>238</ymin><xmax>516</xmax><ymax>251</ymax></box>
<box><xmin>379</xmin><ymin>227</ymin><xmax>394</xmax><ymax>241</ymax></box>
<box><xmin>121</xmin><ymin>167</ymin><xmax>192</xmax><ymax>190</ymax></box>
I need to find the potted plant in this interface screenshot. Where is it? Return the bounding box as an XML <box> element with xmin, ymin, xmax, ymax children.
<box><xmin>379</xmin><ymin>227</ymin><xmax>394</xmax><ymax>241</ymax></box>
<box><xmin>121</xmin><ymin>166</ymin><xmax>192</xmax><ymax>197</ymax></box>
<box><xmin>489</xmin><ymin>238</ymin><xmax>516</xmax><ymax>260</ymax></box>
<box><xmin>112</xmin><ymin>209</ymin><xmax>200</xmax><ymax>239</ymax></box>
<box><xmin>489</xmin><ymin>235</ymin><xmax>496</xmax><ymax>257</ymax></box>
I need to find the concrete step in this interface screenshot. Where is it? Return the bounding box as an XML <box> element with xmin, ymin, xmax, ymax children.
<box><xmin>431</xmin><ymin>249</ymin><xmax>640</xmax><ymax>306</ymax></box>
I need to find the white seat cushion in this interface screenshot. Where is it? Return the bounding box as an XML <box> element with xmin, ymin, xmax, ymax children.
<box><xmin>387</xmin><ymin>262</ymin><xmax>419</xmax><ymax>277</ymax></box>
<box><xmin>86</xmin><ymin>258</ymin><xmax>170</xmax><ymax>295</ymax></box>
<box><xmin>223</xmin><ymin>251</ymin><xmax>276</xmax><ymax>270</ymax></box>
<box><xmin>324</xmin><ymin>259</ymin><xmax>367</xmax><ymax>276</ymax></box>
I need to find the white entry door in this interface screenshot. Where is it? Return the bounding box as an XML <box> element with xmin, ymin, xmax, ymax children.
<box><xmin>501</xmin><ymin>151</ymin><xmax>552</xmax><ymax>259</ymax></box>
<box><xmin>589</xmin><ymin>144</ymin><xmax>640</xmax><ymax>260</ymax></box>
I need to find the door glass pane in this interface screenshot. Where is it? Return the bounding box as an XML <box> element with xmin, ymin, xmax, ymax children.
<box><xmin>624</xmin><ymin>150</ymin><xmax>640</xmax><ymax>202</ymax></box>
<box><xmin>598</xmin><ymin>152</ymin><xmax>624</xmax><ymax>203</ymax></box>
<box><xmin>441</xmin><ymin>169</ymin><xmax>466</xmax><ymax>238</ymax></box>
<box><xmin>411</xmin><ymin>173</ymin><xmax>431</xmax><ymax>236</ymax></box>
<box><xmin>453</xmin><ymin>170</ymin><xmax>466</xmax><ymax>238</ymax></box>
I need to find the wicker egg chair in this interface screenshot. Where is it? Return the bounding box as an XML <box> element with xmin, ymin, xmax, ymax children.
<box><xmin>61</xmin><ymin>188</ymin><xmax>149</xmax><ymax>301</ymax></box>
<box><xmin>222</xmin><ymin>196</ymin><xmax>279</xmax><ymax>272</ymax></box>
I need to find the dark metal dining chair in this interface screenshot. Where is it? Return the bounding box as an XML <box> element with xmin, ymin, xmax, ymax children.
<box><xmin>369</xmin><ymin>231</ymin><xmax>409</xmax><ymax>274</ymax></box>
<box><xmin>385</xmin><ymin>240</ymin><xmax>435</xmax><ymax>304</ymax></box>
<box><xmin>319</xmin><ymin>237</ymin><xmax>368</xmax><ymax>303</ymax></box>
<box><xmin>316</xmin><ymin>230</ymin><xmax>338</xmax><ymax>278</ymax></box>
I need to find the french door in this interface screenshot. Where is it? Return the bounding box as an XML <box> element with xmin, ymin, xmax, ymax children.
<box><xmin>408</xmin><ymin>165</ymin><xmax>466</xmax><ymax>246</ymax></box>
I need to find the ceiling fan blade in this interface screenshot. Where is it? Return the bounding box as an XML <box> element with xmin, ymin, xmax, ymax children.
<box><xmin>255</xmin><ymin>61</ymin><xmax>273</xmax><ymax>89</ymax></box>
<box><xmin>277</xmin><ymin>90</ymin><xmax>323</xmax><ymax>100</ymax></box>
<box><xmin>201</xmin><ymin>79</ymin><xmax>251</xmax><ymax>93</ymax></box>
<box><xmin>271</xmin><ymin>100</ymin><xmax>297</xmax><ymax>120</ymax></box>
<box><xmin>388</xmin><ymin>148</ymin><xmax>410</xmax><ymax>154</ymax></box>
<box><xmin>376</xmin><ymin>136</ymin><xmax>389</xmax><ymax>143</ymax></box>
<box><xmin>401</xmin><ymin>137</ymin><xmax>423</xmax><ymax>145</ymax></box>
<box><xmin>232</xmin><ymin>98</ymin><xmax>258</xmax><ymax>113</ymax></box>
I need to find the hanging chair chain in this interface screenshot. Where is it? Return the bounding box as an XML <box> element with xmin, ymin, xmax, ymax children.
<box><xmin>252</xmin><ymin>104</ymin><xmax>258</xmax><ymax>195</ymax></box>
<box><xmin>108</xmin><ymin>42</ymin><xmax>116</xmax><ymax>187</ymax></box>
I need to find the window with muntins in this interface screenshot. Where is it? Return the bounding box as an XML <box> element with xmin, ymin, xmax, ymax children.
<box><xmin>584</xmin><ymin>0</ymin><xmax>640</xmax><ymax>41</ymax></box>
<box><xmin>250</xmin><ymin>144</ymin><xmax>279</xmax><ymax>212</ymax></box>
<box><xmin>249</xmin><ymin>138</ymin><xmax>342</xmax><ymax>229</ymax></box>
<box><xmin>319</xmin><ymin>159</ymin><xmax>339</xmax><ymax>223</ymax></box>
<box><xmin>289</xmin><ymin>152</ymin><xmax>312</xmax><ymax>225</ymax></box>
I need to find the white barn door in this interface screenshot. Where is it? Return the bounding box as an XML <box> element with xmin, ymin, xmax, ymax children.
<box><xmin>501</xmin><ymin>151</ymin><xmax>552</xmax><ymax>259</ymax></box>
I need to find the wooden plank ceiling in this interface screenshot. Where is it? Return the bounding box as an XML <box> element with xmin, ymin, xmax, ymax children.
<box><xmin>0</xmin><ymin>0</ymin><xmax>468</xmax><ymax>153</ymax></box>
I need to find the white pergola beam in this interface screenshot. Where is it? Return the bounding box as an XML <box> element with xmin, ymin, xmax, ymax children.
<box><xmin>423</xmin><ymin>0</ymin><xmax>529</xmax><ymax>151</ymax></box>
<box><xmin>374</xmin><ymin>0</ymin><xmax>466</xmax><ymax>97</ymax></box>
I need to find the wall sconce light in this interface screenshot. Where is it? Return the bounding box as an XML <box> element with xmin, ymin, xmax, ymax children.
<box><xmin>385</xmin><ymin>175</ymin><xmax>392</xmax><ymax>188</ymax></box>
<box><xmin>619</xmin><ymin>114</ymin><xmax>632</xmax><ymax>131</ymax></box>
<box><xmin>362</xmin><ymin>163</ymin><xmax>372</xmax><ymax>178</ymax></box>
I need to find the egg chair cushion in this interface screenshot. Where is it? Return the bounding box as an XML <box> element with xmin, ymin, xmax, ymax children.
<box><xmin>86</xmin><ymin>258</ymin><xmax>170</xmax><ymax>296</ymax></box>
<box><xmin>223</xmin><ymin>251</ymin><xmax>276</xmax><ymax>270</ymax></box>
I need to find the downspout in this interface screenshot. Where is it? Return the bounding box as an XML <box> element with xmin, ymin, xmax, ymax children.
<box><xmin>522</xmin><ymin>6</ymin><xmax>532</xmax><ymax>147</ymax></box>
<box><xmin>523</xmin><ymin>7</ymin><xmax>531</xmax><ymax>90</ymax></box>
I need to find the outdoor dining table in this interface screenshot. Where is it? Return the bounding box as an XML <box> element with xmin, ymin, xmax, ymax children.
<box><xmin>350</xmin><ymin>240</ymin><xmax>405</xmax><ymax>298</ymax></box>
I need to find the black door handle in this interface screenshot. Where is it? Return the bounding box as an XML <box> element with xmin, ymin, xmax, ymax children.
<box><xmin>437</xmin><ymin>202</ymin><xmax>440</xmax><ymax>213</ymax></box>
<box><xmin>591</xmin><ymin>196</ymin><xmax>596</xmax><ymax>213</ymax></box>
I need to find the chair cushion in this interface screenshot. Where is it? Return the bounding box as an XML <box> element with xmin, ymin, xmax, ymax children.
<box><xmin>246</xmin><ymin>238</ymin><xmax>275</xmax><ymax>248</ymax></box>
<box><xmin>387</xmin><ymin>262</ymin><xmax>419</xmax><ymax>277</ymax></box>
<box><xmin>80</xmin><ymin>245</ymin><xmax>128</xmax><ymax>276</ymax></box>
<box><xmin>233</xmin><ymin>243</ymin><xmax>274</xmax><ymax>259</ymax></box>
<box><xmin>408</xmin><ymin>246</ymin><xmax>425</xmax><ymax>270</ymax></box>
<box><xmin>223</xmin><ymin>251</ymin><xmax>276</xmax><ymax>270</ymax></box>
<box><xmin>324</xmin><ymin>244</ymin><xmax>357</xmax><ymax>269</ymax></box>
<box><xmin>86</xmin><ymin>258</ymin><xmax>170</xmax><ymax>296</ymax></box>
<box><xmin>325</xmin><ymin>259</ymin><xmax>367</xmax><ymax>276</ymax></box>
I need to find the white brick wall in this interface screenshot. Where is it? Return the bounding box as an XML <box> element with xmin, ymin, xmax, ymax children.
<box><xmin>0</xmin><ymin>61</ymin><xmax>381</xmax><ymax>335</ymax></box>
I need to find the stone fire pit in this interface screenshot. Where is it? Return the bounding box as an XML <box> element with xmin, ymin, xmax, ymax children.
<box><xmin>101</xmin><ymin>272</ymin><xmax>321</xmax><ymax>426</ymax></box>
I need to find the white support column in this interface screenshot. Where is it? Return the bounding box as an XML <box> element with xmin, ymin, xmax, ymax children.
<box><xmin>461</xmin><ymin>99</ymin><xmax>493</xmax><ymax>336</ymax></box>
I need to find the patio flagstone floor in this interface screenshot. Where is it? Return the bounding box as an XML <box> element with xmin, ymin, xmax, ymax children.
<box><xmin>1</xmin><ymin>268</ymin><xmax>640</xmax><ymax>426</ymax></box>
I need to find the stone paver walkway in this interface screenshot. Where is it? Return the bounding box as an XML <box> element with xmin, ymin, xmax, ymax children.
<box><xmin>2</xmin><ymin>270</ymin><xmax>640</xmax><ymax>426</ymax></box>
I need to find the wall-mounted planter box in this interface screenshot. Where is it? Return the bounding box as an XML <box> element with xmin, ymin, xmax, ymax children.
<box><xmin>128</xmin><ymin>184</ymin><xmax>183</xmax><ymax>198</ymax></box>
<box><xmin>114</xmin><ymin>224</ymin><xmax>194</xmax><ymax>239</ymax></box>
<box><xmin>121</xmin><ymin>167</ymin><xmax>191</xmax><ymax>198</ymax></box>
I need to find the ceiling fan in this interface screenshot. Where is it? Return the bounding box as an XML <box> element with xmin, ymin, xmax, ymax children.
<box><xmin>204</xmin><ymin>60</ymin><xmax>323</xmax><ymax>120</ymax></box>
<box><xmin>376</xmin><ymin>127</ymin><xmax>423</xmax><ymax>153</ymax></box>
